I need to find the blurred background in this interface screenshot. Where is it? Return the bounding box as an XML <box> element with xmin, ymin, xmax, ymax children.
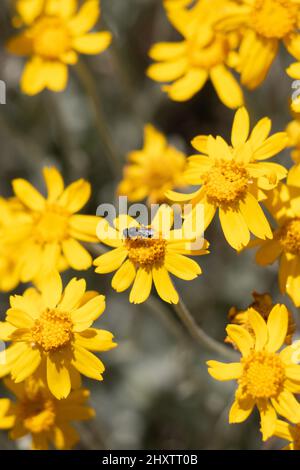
<box><xmin>0</xmin><ymin>0</ymin><xmax>297</xmax><ymax>450</ymax></box>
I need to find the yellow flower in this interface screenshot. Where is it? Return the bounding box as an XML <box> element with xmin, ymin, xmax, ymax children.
<box><xmin>251</xmin><ymin>169</ymin><xmax>300</xmax><ymax>306</ymax></box>
<box><xmin>0</xmin><ymin>271</ymin><xmax>117</xmax><ymax>399</ymax></box>
<box><xmin>93</xmin><ymin>205</ymin><xmax>209</xmax><ymax>304</ymax></box>
<box><xmin>207</xmin><ymin>305</ymin><xmax>300</xmax><ymax>441</ymax></box>
<box><xmin>147</xmin><ymin>0</ymin><xmax>243</xmax><ymax>107</ymax></box>
<box><xmin>7</xmin><ymin>0</ymin><xmax>112</xmax><ymax>95</ymax></box>
<box><xmin>6</xmin><ymin>167</ymin><xmax>100</xmax><ymax>282</ymax></box>
<box><xmin>226</xmin><ymin>292</ymin><xmax>295</xmax><ymax>346</ymax></box>
<box><xmin>166</xmin><ymin>107</ymin><xmax>287</xmax><ymax>250</ymax></box>
<box><xmin>217</xmin><ymin>0</ymin><xmax>300</xmax><ymax>89</ymax></box>
<box><xmin>273</xmin><ymin>419</ymin><xmax>300</xmax><ymax>450</ymax></box>
<box><xmin>0</xmin><ymin>377</ymin><xmax>94</xmax><ymax>450</ymax></box>
<box><xmin>286</xmin><ymin>111</ymin><xmax>300</xmax><ymax>162</ymax></box>
<box><xmin>118</xmin><ymin>124</ymin><xmax>187</xmax><ymax>204</ymax></box>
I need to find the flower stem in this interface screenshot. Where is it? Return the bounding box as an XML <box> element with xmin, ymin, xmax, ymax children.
<box><xmin>172</xmin><ymin>296</ymin><xmax>237</xmax><ymax>361</ymax></box>
<box><xmin>75</xmin><ymin>59</ymin><xmax>122</xmax><ymax>180</ymax></box>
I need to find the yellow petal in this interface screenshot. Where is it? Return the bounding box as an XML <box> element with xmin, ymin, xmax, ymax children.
<box><xmin>149</xmin><ymin>42</ymin><xmax>186</xmax><ymax>61</ymax></box>
<box><xmin>226</xmin><ymin>325</ymin><xmax>254</xmax><ymax>356</ymax></box>
<box><xmin>39</xmin><ymin>270</ymin><xmax>62</xmax><ymax>309</ymax></box>
<box><xmin>73</xmin><ymin>32</ymin><xmax>112</xmax><ymax>55</ymax></box>
<box><xmin>111</xmin><ymin>259</ymin><xmax>136</xmax><ymax>292</ymax></box>
<box><xmin>164</xmin><ymin>69</ymin><xmax>208</xmax><ymax>101</ymax></box>
<box><xmin>59</xmin><ymin>278</ymin><xmax>86</xmax><ymax>311</ymax></box>
<box><xmin>266</xmin><ymin>304</ymin><xmax>288</xmax><ymax>352</ymax></box>
<box><xmin>72</xmin><ymin>344</ymin><xmax>104</xmax><ymax>381</ymax></box>
<box><xmin>47</xmin><ymin>354</ymin><xmax>71</xmax><ymax>399</ymax></box>
<box><xmin>147</xmin><ymin>58</ymin><xmax>187</xmax><ymax>82</ymax></box>
<box><xmin>11</xmin><ymin>347</ymin><xmax>41</xmax><ymax>383</ymax></box>
<box><xmin>58</xmin><ymin>179</ymin><xmax>91</xmax><ymax>213</ymax></box>
<box><xmin>12</xmin><ymin>178</ymin><xmax>45</xmax><ymax>211</ymax></box>
<box><xmin>248</xmin><ymin>308</ymin><xmax>268</xmax><ymax>351</ymax></box>
<box><xmin>219</xmin><ymin>207</ymin><xmax>250</xmax><ymax>250</ymax></box>
<box><xmin>129</xmin><ymin>268</ymin><xmax>152</xmax><ymax>304</ymax></box>
<box><xmin>272</xmin><ymin>390</ymin><xmax>300</xmax><ymax>423</ymax></box>
<box><xmin>249</xmin><ymin>117</ymin><xmax>271</xmax><ymax>149</ymax></box>
<box><xmin>229</xmin><ymin>397</ymin><xmax>255</xmax><ymax>423</ymax></box>
<box><xmin>255</xmin><ymin>240</ymin><xmax>282</xmax><ymax>266</ymax></box>
<box><xmin>68</xmin><ymin>0</ymin><xmax>100</xmax><ymax>35</ymax></box>
<box><xmin>94</xmin><ymin>247</ymin><xmax>128</xmax><ymax>274</ymax></box>
<box><xmin>258</xmin><ymin>400</ymin><xmax>277</xmax><ymax>441</ymax></box>
<box><xmin>151</xmin><ymin>204</ymin><xmax>174</xmax><ymax>235</ymax></box>
<box><xmin>231</xmin><ymin>107</ymin><xmax>250</xmax><ymax>147</ymax></box>
<box><xmin>210</xmin><ymin>64</ymin><xmax>243</xmax><ymax>109</ymax></box>
<box><xmin>75</xmin><ymin>329</ymin><xmax>116</xmax><ymax>352</ymax></box>
<box><xmin>207</xmin><ymin>361</ymin><xmax>242</xmax><ymax>381</ymax></box>
<box><xmin>20</xmin><ymin>57</ymin><xmax>47</xmax><ymax>95</ymax></box>
<box><xmin>72</xmin><ymin>295</ymin><xmax>106</xmax><ymax>332</ymax></box>
<box><xmin>62</xmin><ymin>238</ymin><xmax>92</xmax><ymax>270</ymax></box>
<box><xmin>45</xmin><ymin>61</ymin><xmax>68</xmax><ymax>92</ymax></box>
<box><xmin>43</xmin><ymin>167</ymin><xmax>64</xmax><ymax>202</ymax></box>
<box><xmin>164</xmin><ymin>253</ymin><xmax>201</xmax><ymax>280</ymax></box>
<box><xmin>253</xmin><ymin>133</ymin><xmax>288</xmax><ymax>161</ymax></box>
<box><xmin>6</xmin><ymin>308</ymin><xmax>34</xmax><ymax>329</ymax></box>
<box><xmin>152</xmin><ymin>266</ymin><xmax>179</xmax><ymax>304</ymax></box>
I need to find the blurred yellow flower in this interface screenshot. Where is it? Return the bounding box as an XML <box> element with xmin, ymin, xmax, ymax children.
<box><xmin>118</xmin><ymin>124</ymin><xmax>187</xmax><ymax>204</ymax></box>
<box><xmin>251</xmin><ymin>169</ymin><xmax>300</xmax><ymax>306</ymax></box>
<box><xmin>167</xmin><ymin>107</ymin><xmax>287</xmax><ymax>250</ymax></box>
<box><xmin>226</xmin><ymin>292</ymin><xmax>295</xmax><ymax>346</ymax></box>
<box><xmin>0</xmin><ymin>271</ymin><xmax>116</xmax><ymax>399</ymax></box>
<box><xmin>94</xmin><ymin>206</ymin><xmax>209</xmax><ymax>304</ymax></box>
<box><xmin>208</xmin><ymin>305</ymin><xmax>300</xmax><ymax>441</ymax></box>
<box><xmin>0</xmin><ymin>377</ymin><xmax>94</xmax><ymax>450</ymax></box>
<box><xmin>286</xmin><ymin>112</ymin><xmax>300</xmax><ymax>162</ymax></box>
<box><xmin>7</xmin><ymin>167</ymin><xmax>100</xmax><ymax>282</ymax></box>
<box><xmin>7</xmin><ymin>0</ymin><xmax>112</xmax><ymax>95</ymax></box>
<box><xmin>147</xmin><ymin>0</ymin><xmax>243</xmax><ymax>107</ymax></box>
<box><xmin>273</xmin><ymin>419</ymin><xmax>300</xmax><ymax>450</ymax></box>
<box><xmin>217</xmin><ymin>0</ymin><xmax>300</xmax><ymax>89</ymax></box>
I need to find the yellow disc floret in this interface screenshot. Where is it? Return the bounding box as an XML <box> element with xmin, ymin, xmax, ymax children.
<box><xmin>31</xmin><ymin>310</ymin><xmax>73</xmax><ymax>352</ymax></box>
<box><xmin>34</xmin><ymin>205</ymin><xmax>69</xmax><ymax>243</ymax></box>
<box><xmin>278</xmin><ymin>218</ymin><xmax>300</xmax><ymax>255</ymax></box>
<box><xmin>251</xmin><ymin>0</ymin><xmax>297</xmax><ymax>39</ymax></box>
<box><xmin>31</xmin><ymin>17</ymin><xmax>71</xmax><ymax>59</ymax></box>
<box><xmin>126</xmin><ymin>236</ymin><xmax>167</xmax><ymax>268</ymax></box>
<box><xmin>239</xmin><ymin>351</ymin><xmax>285</xmax><ymax>399</ymax></box>
<box><xmin>202</xmin><ymin>161</ymin><xmax>249</xmax><ymax>207</ymax></box>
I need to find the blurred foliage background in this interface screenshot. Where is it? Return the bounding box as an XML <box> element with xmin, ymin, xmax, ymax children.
<box><xmin>0</xmin><ymin>0</ymin><xmax>297</xmax><ymax>450</ymax></box>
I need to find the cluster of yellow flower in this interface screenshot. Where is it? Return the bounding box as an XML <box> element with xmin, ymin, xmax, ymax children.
<box><xmin>2</xmin><ymin>0</ymin><xmax>300</xmax><ymax>451</ymax></box>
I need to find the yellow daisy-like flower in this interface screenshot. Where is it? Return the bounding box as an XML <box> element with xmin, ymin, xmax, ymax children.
<box><xmin>286</xmin><ymin>111</ymin><xmax>300</xmax><ymax>162</ymax></box>
<box><xmin>0</xmin><ymin>271</ymin><xmax>117</xmax><ymax>399</ymax></box>
<box><xmin>118</xmin><ymin>124</ymin><xmax>187</xmax><ymax>204</ymax></box>
<box><xmin>6</xmin><ymin>167</ymin><xmax>100</xmax><ymax>282</ymax></box>
<box><xmin>226</xmin><ymin>292</ymin><xmax>296</xmax><ymax>346</ymax></box>
<box><xmin>207</xmin><ymin>305</ymin><xmax>300</xmax><ymax>441</ymax></box>
<box><xmin>147</xmin><ymin>0</ymin><xmax>243</xmax><ymax>107</ymax></box>
<box><xmin>0</xmin><ymin>377</ymin><xmax>94</xmax><ymax>450</ymax></box>
<box><xmin>217</xmin><ymin>0</ymin><xmax>300</xmax><ymax>89</ymax></box>
<box><xmin>273</xmin><ymin>419</ymin><xmax>300</xmax><ymax>450</ymax></box>
<box><xmin>166</xmin><ymin>107</ymin><xmax>288</xmax><ymax>250</ymax></box>
<box><xmin>7</xmin><ymin>0</ymin><xmax>112</xmax><ymax>95</ymax></box>
<box><xmin>94</xmin><ymin>205</ymin><xmax>209</xmax><ymax>304</ymax></box>
<box><xmin>251</xmin><ymin>169</ymin><xmax>300</xmax><ymax>307</ymax></box>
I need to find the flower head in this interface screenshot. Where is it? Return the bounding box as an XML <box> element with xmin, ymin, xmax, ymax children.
<box><xmin>251</xmin><ymin>168</ymin><xmax>300</xmax><ymax>306</ymax></box>
<box><xmin>0</xmin><ymin>377</ymin><xmax>94</xmax><ymax>450</ymax></box>
<box><xmin>217</xmin><ymin>0</ymin><xmax>300</xmax><ymax>88</ymax></box>
<box><xmin>7</xmin><ymin>0</ymin><xmax>112</xmax><ymax>95</ymax></box>
<box><xmin>167</xmin><ymin>107</ymin><xmax>288</xmax><ymax>250</ymax></box>
<box><xmin>94</xmin><ymin>205</ymin><xmax>209</xmax><ymax>304</ymax></box>
<box><xmin>226</xmin><ymin>292</ymin><xmax>295</xmax><ymax>346</ymax></box>
<box><xmin>207</xmin><ymin>305</ymin><xmax>300</xmax><ymax>441</ymax></box>
<box><xmin>0</xmin><ymin>271</ymin><xmax>117</xmax><ymax>399</ymax></box>
<box><xmin>6</xmin><ymin>167</ymin><xmax>100</xmax><ymax>283</ymax></box>
<box><xmin>147</xmin><ymin>0</ymin><xmax>243</xmax><ymax>107</ymax></box>
<box><xmin>118</xmin><ymin>124</ymin><xmax>187</xmax><ymax>204</ymax></box>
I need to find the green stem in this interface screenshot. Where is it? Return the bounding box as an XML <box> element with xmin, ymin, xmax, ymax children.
<box><xmin>75</xmin><ymin>59</ymin><xmax>122</xmax><ymax>179</ymax></box>
<box><xmin>172</xmin><ymin>297</ymin><xmax>238</xmax><ymax>361</ymax></box>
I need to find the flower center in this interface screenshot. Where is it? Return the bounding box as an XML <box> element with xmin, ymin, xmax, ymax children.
<box><xmin>239</xmin><ymin>351</ymin><xmax>285</xmax><ymax>399</ymax></box>
<box><xmin>125</xmin><ymin>237</ymin><xmax>166</xmax><ymax>268</ymax></box>
<box><xmin>31</xmin><ymin>17</ymin><xmax>71</xmax><ymax>59</ymax></box>
<box><xmin>251</xmin><ymin>0</ymin><xmax>297</xmax><ymax>39</ymax></box>
<box><xmin>202</xmin><ymin>160</ymin><xmax>249</xmax><ymax>207</ymax></box>
<box><xmin>31</xmin><ymin>309</ymin><xmax>73</xmax><ymax>352</ymax></box>
<box><xmin>20</xmin><ymin>396</ymin><xmax>56</xmax><ymax>433</ymax></box>
<box><xmin>34</xmin><ymin>205</ymin><xmax>69</xmax><ymax>244</ymax></box>
<box><xmin>189</xmin><ymin>33</ymin><xmax>229</xmax><ymax>69</ymax></box>
<box><xmin>277</xmin><ymin>218</ymin><xmax>300</xmax><ymax>255</ymax></box>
